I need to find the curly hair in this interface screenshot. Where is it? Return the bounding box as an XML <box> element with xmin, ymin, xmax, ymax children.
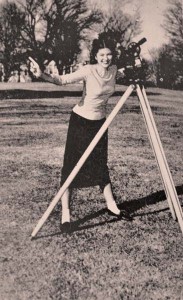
<box><xmin>90</xmin><ymin>33</ymin><xmax>117</xmax><ymax>65</ymax></box>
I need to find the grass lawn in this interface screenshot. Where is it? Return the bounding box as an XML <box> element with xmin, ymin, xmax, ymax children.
<box><xmin>0</xmin><ymin>82</ymin><xmax>183</xmax><ymax>300</ymax></box>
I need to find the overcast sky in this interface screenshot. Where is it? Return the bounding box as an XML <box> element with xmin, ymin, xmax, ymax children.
<box><xmin>132</xmin><ymin>0</ymin><xmax>169</xmax><ymax>47</ymax></box>
<box><xmin>90</xmin><ymin>0</ymin><xmax>170</xmax><ymax>58</ymax></box>
<box><xmin>128</xmin><ymin>0</ymin><xmax>170</xmax><ymax>58</ymax></box>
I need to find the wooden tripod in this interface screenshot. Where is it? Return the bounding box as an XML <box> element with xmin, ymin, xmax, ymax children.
<box><xmin>31</xmin><ymin>84</ymin><xmax>183</xmax><ymax>238</ymax></box>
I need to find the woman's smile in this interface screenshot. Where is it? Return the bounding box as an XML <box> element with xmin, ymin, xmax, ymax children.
<box><xmin>95</xmin><ymin>48</ymin><xmax>113</xmax><ymax>68</ymax></box>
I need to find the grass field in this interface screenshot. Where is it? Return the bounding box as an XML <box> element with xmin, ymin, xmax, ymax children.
<box><xmin>0</xmin><ymin>82</ymin><xmax>183</xmax><ymax>300</ymax></box>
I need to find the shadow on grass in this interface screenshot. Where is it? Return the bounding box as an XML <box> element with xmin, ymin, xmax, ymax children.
<box><xmin>120</xmin><ymin>184</ymin><xmax>183</xmax><ymax>214</ymax></box>
<box><xmin>32</xmin><ymin>210</ymin><xmax>127</xmax><ymax>240</ymax></box>
<box><xmin>0</xmin><ymin>89</ymin><xmax>161</xmax><ymax>100</ymax></box>
<box><xmin>0</xmin><ymin>89</ymin><xmax>82</xmax><ymax>99</ymax></box>
<box><xmin>32</xmin><ymin>184</ymin><xmax>183</xmax><ymax>239</ymax></box>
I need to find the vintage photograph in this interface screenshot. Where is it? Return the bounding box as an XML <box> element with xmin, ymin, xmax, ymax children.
<box><xmin>0</xmin><ymin>0</ymin><xmax>183</xmax><ymax>299</ymax></box>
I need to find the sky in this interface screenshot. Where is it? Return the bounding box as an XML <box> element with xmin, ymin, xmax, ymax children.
<box><xmin>127</xmin><ymin>0</ymin><xmax>169</xmax><ymax>56</ymax></box>
<box><xmin>89</xmin><ymin>0</ymin><xmax>170</xmax><ymax>58</ymax></box>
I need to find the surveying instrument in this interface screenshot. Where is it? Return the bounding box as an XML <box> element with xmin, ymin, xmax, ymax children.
<box><xmin>31</xmin><ymin>38</ymin><xmax>183</xmax><ymax>238</ymax></box>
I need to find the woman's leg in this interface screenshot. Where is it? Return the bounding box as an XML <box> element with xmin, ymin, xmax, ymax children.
<box><xmin>61</xmin><ymin>188</ymin><xmax>71</xmax><ymax>224</ymax></box>
<box><xmin>103</xmin><ymin>183</ymin><xmax>120</xmax><ymax>215</ymax></box>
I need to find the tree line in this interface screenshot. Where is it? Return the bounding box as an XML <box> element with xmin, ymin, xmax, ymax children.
<box><xmin>147</xmin><ymin>0</ymin><xmax>183</xmax><ymax>90</ymax></box>
<box><xmin>0</xmin><ymin>0</ymin><xmax>182</xmax><ymax>89</ymax></box>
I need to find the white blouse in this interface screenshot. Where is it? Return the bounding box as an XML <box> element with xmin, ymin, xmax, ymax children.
<box><xmin>52</xmin><ymin>64</ymin><xmax>118</xmax><ymax>120</ymax></box>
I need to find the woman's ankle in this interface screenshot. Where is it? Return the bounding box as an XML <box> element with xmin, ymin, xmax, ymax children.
<box><xmin>103</xmin><ymin>183</ymin><xmax>116</xmax><ymax>203</ymax></box>
<box><xmin>61</xmin><ymin>208</ymin><xmax>70</xmax><ymax>224</ymax></box>
<box><xmin>103</xmin><ymin>183</ymin><xmax>120</xmax><ymax>215</ymax></box>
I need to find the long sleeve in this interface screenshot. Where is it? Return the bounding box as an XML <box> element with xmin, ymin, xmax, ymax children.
<box><xmin>48</xmin><ymin>65</ymin><xmax>90</xmax><ymax>85</ymax></box>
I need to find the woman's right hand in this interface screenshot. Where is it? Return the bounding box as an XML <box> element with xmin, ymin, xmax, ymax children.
<box><xmin>29</xmin><ymin>57</ymin><xmax>42</xmax><ymax>78</ymax></box>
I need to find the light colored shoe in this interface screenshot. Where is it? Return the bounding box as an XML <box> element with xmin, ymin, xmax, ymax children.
<box><xmin>106</xmin><ymin>201</ymin><xmax>120</xmax><ymax>216</ymax></box>
<box><xmin>61</xmin><ymin>208</ymin><xmax>70</xmax><ymax>224</ymax></box>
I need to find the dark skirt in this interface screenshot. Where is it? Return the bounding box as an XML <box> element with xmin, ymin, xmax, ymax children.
<box><xmin>60</xmin><ymin>111</ymin><xmax>110</xmax><ymax>190</ymax></box>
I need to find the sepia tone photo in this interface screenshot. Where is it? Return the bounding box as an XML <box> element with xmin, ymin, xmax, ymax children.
<box><xmin>0</xmin><ymin>0</ymin><xmax>183</xmax><ymax>299</ymax></box>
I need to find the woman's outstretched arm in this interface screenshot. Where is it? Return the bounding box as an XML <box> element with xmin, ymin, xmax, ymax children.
<box><xmin>29</xmin><ymin>57</ymin><xmax>89</xmax><ymax>85</ymax></box>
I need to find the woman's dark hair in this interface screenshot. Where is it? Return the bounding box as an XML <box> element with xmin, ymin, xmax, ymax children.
<box><xmin>90</xmin><ymin>33</ymin><xmax>117</xmax><ymax>64</ymax></box>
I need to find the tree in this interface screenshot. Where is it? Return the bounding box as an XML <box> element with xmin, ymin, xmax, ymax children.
<box><xmin>42</xmin><ymin>0</ymin><xmax>102</xmax><ymax>71</ymax></box>
<box><xmin>87</xmin><ymin>0</ymin><xmax>141</xmax><ymax>45</ymax></box>
<box><xmin>157</xmin><ymin>44</ymin><xmax>179</xmax><ymax>89</ymax></box>
<box><xmin>0</xmin><ymin>0</ymin><xmax>102</xmax><ymax>77</ymax></box>
<box><xmin>102</xmin><ymin>9</ymin><xmax>141</xmax><ymax>47</ymax></box>
<box><xmin>163</xmin><ymin>0</ymin><xmax>183</xmax><ymax>57</ymax></box>
<box><xmin>147</xmin><ymin>1</ymin><xmax>183</xmax><ymax>89</ymax></box>
<box><xmin>0</xmin><ymin>2</ymin><xmax>25</xmax><ymax>78</ymax></box>
<box><xmin>162</xmin><ymin>0</ymin><xmax>183</xmax><ymax>89</ymax></box>
<box><xmin>0</xmin><ymin>0</ymin><xmax>49</xmax><ymax>78</ymax></box>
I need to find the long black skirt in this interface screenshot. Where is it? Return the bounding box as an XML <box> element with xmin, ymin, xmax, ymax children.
<box><xmin>60</xmin><ymin>111</ymin><xmax>111</xmax><ymax>190</ymax></box>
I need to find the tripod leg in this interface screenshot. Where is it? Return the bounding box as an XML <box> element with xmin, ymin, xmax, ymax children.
<box><xmin>137</xmin><ymin>86</ymin><xmax>176</xmax><ymax>219</ymax></box>
<box><xmin>141</xmin><ymin>86</ymin><xmax>179</xmax><ymax>217</ymax></box>
<box><xmin>143</xmin><ymin>120</ymin><xmax>176</xmax><ymax>220</ymax></box>
<box><xmin>141</xmin><ymin>86</ymin><xmax>181</xmax><ymax>210</ymax></box>
<box><xmin>136</xmin><ymin>85</ymin><xmax>183</xmax><ymax>233</ymax></box>
<box><xmin>31</xmin><ymin>84</ymin><xmax>135</xmax><ymax>238</ymax></box>
<box><xmin>141</xmin><ymin>86</ymin><xmax>182</xmax><ymax>220</ymax></box>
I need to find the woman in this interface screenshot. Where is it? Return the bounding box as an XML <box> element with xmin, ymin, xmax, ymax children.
<box><xmin>29</xmin><ymin>35</ymin><xmax>131</xmax><ymax>230</ymax></box>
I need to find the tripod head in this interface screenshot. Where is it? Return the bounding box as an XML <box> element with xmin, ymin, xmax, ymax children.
<box><xmin>117</xmin><ymin>38</ymin><xmax>147</xmax><ymax>84</ymax></box>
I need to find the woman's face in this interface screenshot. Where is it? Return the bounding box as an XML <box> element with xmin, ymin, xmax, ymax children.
<box><xmin>95</xmin><ymin>48</ymin><xmax>113</xmax><ymax>68</ymax></box>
